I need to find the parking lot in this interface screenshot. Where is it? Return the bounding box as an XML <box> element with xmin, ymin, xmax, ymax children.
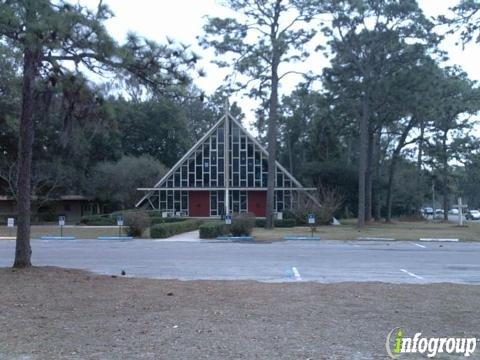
<box><xmin>1</xmin><ymin>238</ymin><xmax>480</xmax><ymax>284</ymax></box>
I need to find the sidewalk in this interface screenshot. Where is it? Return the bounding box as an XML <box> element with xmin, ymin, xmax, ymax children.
<box><xmin>153</xmin><ymin>230</ymin><xmax>201</xmax><ymax>242</ymax></box>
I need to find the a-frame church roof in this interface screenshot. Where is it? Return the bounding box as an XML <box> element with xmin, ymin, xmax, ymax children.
<box><xmin>136</xmin><ymin>107</ymin><xmax>316</xmax><ymax>209</ymax></box>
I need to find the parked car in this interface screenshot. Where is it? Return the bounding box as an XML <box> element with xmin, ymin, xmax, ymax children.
<box><xmin>448</xmin><ymin>208</ymin><xmax>459</xmax><ymax>215</ymax></box>
<box><xmin>423</xmin><ymin>207</ymin><xmax>434</xmax><ymax>216</ymax></box>
<box><xmin>433</xmin><ymin>209</ymin><xmax>444</xmax><ymax>218</ymax></box>
<box><xmin>466</xmin><ymin>210</ymin><xmax>480</xmax><ymax>220</ymax></box>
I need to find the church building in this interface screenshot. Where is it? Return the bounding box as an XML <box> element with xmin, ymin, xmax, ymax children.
<box><xmin>136</xmin><ymin>104</ymin><xmax>316</xmax><ymax>217</ymax></box>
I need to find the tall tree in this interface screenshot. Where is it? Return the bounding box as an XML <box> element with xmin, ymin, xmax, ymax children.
<box><xmin>200</xmin><ymin>0</ymin><xmax>320</xmax><ymax>228</ymax></box>
<box><xmin>442</xmin><ymin>0</ymin><xmax>480</xmax><ymax>45</ymax></box>
<box><xmin>383</xmin><ymin>56</ymin><xmax>441</xmax><ymax>222</ymax></box>
<box><xmin>425</xmin><ymin>67</ymin><xmax>480</xmax><ymax>220</ymax></box>
<box><xmin>321</xmin><ymin>0</ymin><xmax>436</xmax><ymax>227</ymax></box>
<box><xmin>0</xmin><ymin>0</ymin><xmax>196</xmax><ymax>267</ymax></box>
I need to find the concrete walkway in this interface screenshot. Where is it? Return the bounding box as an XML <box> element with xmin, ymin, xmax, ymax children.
<box><xmin>152</xmin><ymin>230</ymin><xmax>202</xmax><ymax>242</ymax></box>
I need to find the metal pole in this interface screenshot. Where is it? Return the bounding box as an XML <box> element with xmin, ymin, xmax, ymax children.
<box><xmin>458</xmin><ymin>197</ymin><xmax>463</xmax><ymax>226</ymax></box>
<box><xmin>224</xmin><ymin>99</ymin><xmax>230</xmax><ymax>216</ymax></box>
<box><xmin>432</xmin><ymin>181</ymin><xmax>435</xmax><ymax>220</ymax></box>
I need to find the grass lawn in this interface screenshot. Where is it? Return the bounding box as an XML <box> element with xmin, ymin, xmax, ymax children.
<box><xmin>253</xmin><ymin>219</ymin><xmax>480</xmax><ymax>241</ymax></box>
<box><xmin>0</xmin><ymin>225</ymin><xmax>124</xmax><ymax>239</ymax></box>
<box><xmin>2</xmin><ymin>219</ymin><xmax>480</xmax><ymax>241</ymax></box>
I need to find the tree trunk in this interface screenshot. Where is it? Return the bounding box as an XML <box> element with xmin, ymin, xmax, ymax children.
<box><xmin>357</xmin><ymin>97</ymin><xmax>369</xmax><ymax>228</ymax></box>
<box><xmin>374</xmin><ymin>131</ymin><xmax>382</xmax><ymax>221</ymax></box>
<box><xmin>442</xmin><ymin>133</ymin><xmax>449</xmax><ymax>222</ymax></box>
<box><xmin>365</xmin><ymin>127</ymin><xmax>374</xmax><ymax>222</ymax></box>
<box><xmin>385</xmin><ymin>155</ymin><xmax>399</xmax><ymax>223</ymax></box>
<box><xmin>14</xmin><ymin>42</ymin><xmax>40</xmax><ymax>268</ymax></box>
<box><xmin>265</xmin><ymin>69</ymin><xmax>278</xmax><ymax>229</ymax></box>
<box><xmin>265</xmin><ymin>4</ymin><xmax>281</xmax><ymax>230</ymax></box>
<box><xmin>288</xmin><ymin>135</ymin><xmax>293</xmax><ymax>175</ymax></box>
<box><xmin>415</xmin><ymin>122</ymin><xmax>425</xmax><ymax>215</ymax></box>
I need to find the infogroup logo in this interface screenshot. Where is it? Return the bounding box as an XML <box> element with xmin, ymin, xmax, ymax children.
<box><xmin>386</xmin><ymin>327</ymin><xmax>477</xmax><ymax>358</ymax></box>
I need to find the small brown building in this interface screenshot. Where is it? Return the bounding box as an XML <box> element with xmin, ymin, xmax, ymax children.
<box><xmin>0</xmin><ymin>195</ymin><xmax>101</xmax><ymax>223</ymax></box>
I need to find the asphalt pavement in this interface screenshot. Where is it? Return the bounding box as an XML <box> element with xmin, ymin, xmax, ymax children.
<box><xmin>1</xmin><ymin>238</ymin><xmax>480</xmax><ymax>284</ymax></box>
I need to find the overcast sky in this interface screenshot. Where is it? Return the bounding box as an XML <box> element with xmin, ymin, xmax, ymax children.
<box><xmin>80</xmin><ymin>0</ymin><xmax>480</xmax><ymax>128</ymax></box>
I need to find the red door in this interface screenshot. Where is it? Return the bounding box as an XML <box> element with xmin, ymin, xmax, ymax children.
<box><xmin>189</xmin><ymin>191</ymin><xmax>210</xmax><ymax>217</ymax></box>
<box><xmin>248</xmin><ymin>191</ymin><xmax>267</xmax><ymax>217</ymax></box>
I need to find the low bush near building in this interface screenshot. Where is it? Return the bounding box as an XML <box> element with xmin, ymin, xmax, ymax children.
<box><xmin>124</xmin><ymin>211</ymin><xmax>150</xmax><ymax>237</ymax></box>
<box><xmin>254</xmin><ymin>218</ymin><xmax>296</xmax><ymax>228</ymax></box>
<box><xmin>199</xmin><ymin>221</ymin><xmax>229</xmax><ymax>239</ymax></box>
<box><xmin>150</xmin><ymin>219</ymin><xmax>202</xmax><ymax>238</ymax></box>
<box><xmin>231</xmin><ymin>213</ymin><xmax>255</xmax><ymax>236</ymax></box>
<box><xmin>150</xmin><ymin>217</ymin><xmax>188</xmax><ymax>226</ymax></box>
<box><xmin>79</xmin><ymin>214</ymin><xmax>116</xmax><ymax>226</ymax></box>
<box><xmin>293</xmin><ymin>185</ymin><xmax>344</xmax><ymax>225</ymax></box>
<box><xmin>274</xmin><ymin>218</ymin><xmax>296</xmax><ymax>227</ymax></box>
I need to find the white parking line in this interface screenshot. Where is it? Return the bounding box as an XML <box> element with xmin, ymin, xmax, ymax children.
<box><xmin>414</xmin><ymin>243</ymin><xmax>426</xmax><ymax>248</ymax></box>
<box><xmin>400</xmin><ymin>268</ymin><xmax>424</xmax><ymax>280</ymax></box>
<box><xmin>292</xmin><ymin>267</ymin><xmax>302</xmax><ymax>281</ymax></box>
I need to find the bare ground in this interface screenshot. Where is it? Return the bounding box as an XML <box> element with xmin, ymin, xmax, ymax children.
<box><xmin>1</xmin><ymin>267</ymin><xmax>480</xmax><ymax>360</ymax></box>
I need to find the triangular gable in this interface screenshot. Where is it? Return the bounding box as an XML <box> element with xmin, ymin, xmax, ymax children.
<box><xmin>136</xmin><ymin>112</ymin><xmax>314</xmax><ymax>208</ymax></box>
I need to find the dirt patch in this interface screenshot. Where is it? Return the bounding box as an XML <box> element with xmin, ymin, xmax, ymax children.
<box><xmin>1</xmin><ymin>267</ymin><xmax>479</xmax><ymax>359</ymax></box>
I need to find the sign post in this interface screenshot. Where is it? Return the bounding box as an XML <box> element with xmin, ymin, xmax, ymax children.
<box><xmin>7</xmin><ymin>217</ymin><xmax>14</xmax><ymax>237</ymax></box>
<box><xmin>308</xmin><ymin>213</ymin><xmax>316</xmax><ymax>237</ymax></box>
<box><xmin>455</xmin><ymin>197</ymin><xmax>468</xmax><ymax>226</ymax></box>
<box><xmin>58</xmin><ymin>215</ymin><xmax>65</xmax><ymax>237</ymax></box>
<box><xmin>117</xmin><ymin>215</ymin><xmax>124</xmax><ymax>237</ymax></box>
<box><xmin>225</xmin><ymin>213</ymin><xmax>232</xmax><ymax>237</ymax></box>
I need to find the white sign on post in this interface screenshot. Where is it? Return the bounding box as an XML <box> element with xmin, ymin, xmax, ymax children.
<box><xmin>225</xmin><ymin>214</ymin><xmax>232</xmax><ymax>225</ymax></box>
<box><xmin>7</xmin><ymin>218</ymin><xmax>14</xmax><ymax>227</ymax></box>
<box><xmin>117</xmin><ymin>215</ymin><xmax>124</xmax><ymax>226</ymax></box>
<box><xmin>58</xmin><ymin>216</ymin><xmax>65</xmax><ymax>226</ymax></box>
<box><xmin>308</xmin><ymin>213</ymin><xmax>315</xmax><ymax>225</ymax></box>
<box><xmin>455</xmin><ymin>197</ymin><xmax>468</xmax><ymax>226</ymax></box>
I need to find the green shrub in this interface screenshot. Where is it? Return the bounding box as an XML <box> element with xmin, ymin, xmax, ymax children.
<box><xmin>150</xmin><ymin>219</ymin><xmax>202</xmax><ymax>238</ymax></box>
<box><xmin>275</xmin><ymin>218</ymin><xmax>296</xmax><ymax>227</ymax></box>
<box><xmin>37</xmin><ymin>211</ymin><xmax>58</xmax><ymax>222</ymax></box>
<box><xmin>255</xmin><ymin>218</ymin><xmax>296</xmax><ymax>228</ymax></box>
<box><xmin>150</xmin><ymin>217</ymin><xmax>187</xmax><ymax>226</ymax></box>
<box><xmin>231</xmin><ymin>212</ymin><xmax>255</xmax><ymax>236</ymax></box>
<box><xmin>282</xmin><ymin>210</ymin><xmax>297</xmax><ymax>220</ymax></box>
<box><xmin>124</xmin><ymin>211</ymin><xmax>150</xmax><ymax>237</ymax></box>
<box><xmin>199</xmin><ymin>221</ymin><xmax>229</xmax><ymax>239</ymax></box>
<box><xmin>80</xmin><ymin>214</ymin><xmax>116</xmax><ymax>226</ymax></box>
<box><xmin>255</xmin><ymin>218</ymin><xmax>265</xmax><ymax>227</ymax></box>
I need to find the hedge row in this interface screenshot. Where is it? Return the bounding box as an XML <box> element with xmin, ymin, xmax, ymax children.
<box><xmin>199</xmin><ymin>221</ymin><xmax>229</xmax><ymax>239</ymax></box>
<box><xmin>80</xmin><ymin>213</ymin><xmax>188</xmax><ymax>226</ymax></box>
<box><xmin>79</xmin><ymin>214</ymin><xmax>116</xmax><ymax>226</ymax></box>
<box><xmin>150</xmin><ymin>217</ymin><xmax>187</xmax><ymax>226</ymax></box>
<box><xmin>254</xmin><ymin>218</ymin><xmax>296</xmax><ymax>228</ymax></box>
<box><xmin>150</xmin><ymin>220</ymin><xmax>202</xmax><ymax>238</ymax></box>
